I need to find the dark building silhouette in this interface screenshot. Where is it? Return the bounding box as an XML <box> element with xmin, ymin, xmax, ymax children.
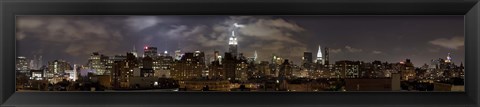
<box><xmin>324</xmin><ymin>47</ymin><xmax>330</xmax><ymax>65</ymax></box>
<box><xmin>223</xmin><ymin>52</ymin><xmax>237</xmax><ymax>81</ymax></box>
<box><xmin>303</xmin><ymin>52</ymin><xmax>313</xmax><ymax>70</ymax></box>
<box><xmin>141</xmin><ymin>56</ymin><xmax>154</xmax><ymax>77</ymax></box>
<box><xmin>208</xmin><ymin>60</ymin><xmax>225</xmax><ymax>79</ymax></box>
<box><xmin>144</xmin><ymin>46</ymin><xmax>158</xmax><ymax>58</ymax></box>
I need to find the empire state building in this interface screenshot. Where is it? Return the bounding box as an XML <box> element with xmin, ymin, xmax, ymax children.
<box><xmin>229</xmin><ymin>30</ymin><xmax>238</xmax><ymax>58</ymax></box>
<box><xmin>228</xmin><ymin>23</ymin><xmax>243</xmax><ymax>58</ymax></box>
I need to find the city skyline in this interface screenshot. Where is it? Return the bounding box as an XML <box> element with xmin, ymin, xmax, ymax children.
<box><xmin>16</xmin><ymin>15</ymin><xmax>465</xmax><ymax>67</ymax></box>
<box><xmin>15</xmin><ymin>15</ymin><xmax>465</xmax><ymax>92</ymax></box>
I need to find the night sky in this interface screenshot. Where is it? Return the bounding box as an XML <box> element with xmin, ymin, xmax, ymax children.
<box><xmin>16</xmin><ymin>16</ymin><xmax>465</xmax><ymax>66</ymax></box>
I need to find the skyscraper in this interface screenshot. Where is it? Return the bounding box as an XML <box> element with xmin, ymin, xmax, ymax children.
<box><xmin>228</xmin><ymin>23</ymin><xmax>243</xmax><ymax>59</ymax></box>
<box><xmin>16</xmin><ymin>56</ymin><xmax>30</xmax><ymax>73</ymax></box>
<box><xmin>303</xmin><ymin>52</ymin><xmax>313</xmax><ymax>64</ymax></box>
<box><xmin>144</xmin><ymin>46</ymin><xmax>158</xmax><ymax>58</ymax></box>
<box><xmin>111</xmin><ymin>53</ymin><xmax>137</xmax><ymax>88</ymax></box>
<box><xmin>324</xmin><ymin>47</ymin><xmax>330</xmax><ymax>65</ymax></box>
<box><xmin>29</xmin><ymin>55</ymin><xmax>43</xmax><ymax>70</ymax></box>
<box><xmin>223</xmin><ymin>52</ymin><xmax>237</xmax><ymax>81</ymax></box>
<box><xmin>228</xmin><ymin>30</ymin><xmax>238</xmax><ymax>58</ymax></box>
<box><xmin>65</xmin><ymin>64</ymin><xmax>78</xmax><ymax>81</ymax></box>
<box><xmin>316</xmin><ymin>45</ymin><xmax>323</xmax><ymax>65</ymax></box>
<box><xmin>194</xmin><ymin>51</ymin><xmax>206</xmax><ymax>65</ymax></box>
<box><xmin>47</xmin><ymin>59</ymin><xmax>72</xmax><ymax>75</ymax></box>
<box><xmin>87</xmin><ymin>52</ymin><xmax>108</xmax><ymax>75</ymax></box>
<box><xmin>445</xmin><ymin>53</ymin><xmax>452</xmax><ymax>63</ymax></box>
<box><xmin>141</xmin><ymin>56</ymin><xmax>154</xmax><ymax>77</ymax></box>
<box><xmin>303</xmin><ymin>52</ymin><xmax>313</xmax><ymax>69</ymax></box>
<box><xmin>171</xmin><ymin>52</ymin><xmax>204</xmax><ymax>80</ymax></box>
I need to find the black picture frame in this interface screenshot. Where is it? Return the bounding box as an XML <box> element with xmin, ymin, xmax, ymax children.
<box><xmin>1</xmin><ymin>0</ymin><xmax>479</xmax><ymax>107</ymax></box>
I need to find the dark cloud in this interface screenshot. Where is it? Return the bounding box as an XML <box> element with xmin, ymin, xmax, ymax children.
<box><xmin>17</xmin><ymin>16</ymin><xmax>125</xmax><ymax>57</ymax></box>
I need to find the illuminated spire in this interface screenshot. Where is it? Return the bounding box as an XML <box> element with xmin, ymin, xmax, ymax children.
<box><xmin>445</xmin><ymin>53</ymin><xmax>452</xmax><ymax>63</ymax></box>
<box><xmin>228</xmin><ymin>23</ymin><xmax>242</xmax><ymax>45</ymax></box>
<box><xmin>229</xmin><ymin>31</ymin><xmax>237</xmax><ymax>45</ymax></box>
<box><xmin>316</xmin><ymin>45</ymin><xmax>323</xmax><ymax>64</ymax></box>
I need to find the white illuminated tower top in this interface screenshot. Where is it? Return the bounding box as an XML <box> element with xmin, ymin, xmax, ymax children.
<box><xmin>316</xmin><ymin>45</ymin><xmax>323</xmax><ymax>64</ymax></box>
<box><xmin>445</xmin><ymin>53</ymin><xmax>452</xmax><ymax>63</ymax></box>
<box><xmin>229</xmin><ymin>31</ymin><xmax>238</xmax><ymax>45</ymax></box>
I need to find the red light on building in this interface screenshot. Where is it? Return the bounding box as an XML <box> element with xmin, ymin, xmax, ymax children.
<box><xmin>144</xmin><ymin>46</ymin><xmax>148</xmax><ymax>50</ymax></box>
